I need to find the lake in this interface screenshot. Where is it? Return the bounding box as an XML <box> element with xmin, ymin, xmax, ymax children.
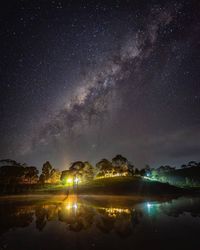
<box><xmin>0</xmin><ymin>194</ymin><xmax>199</xmax><ymax>250</ymax></box>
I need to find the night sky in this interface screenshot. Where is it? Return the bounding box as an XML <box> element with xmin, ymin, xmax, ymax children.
<box><xmin>0</xmin><ymin>0</ymin><xmax>200</xmax><ymax>170</ymax></box>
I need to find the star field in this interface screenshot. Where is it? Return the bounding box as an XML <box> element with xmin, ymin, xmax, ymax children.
<box><xmin>0</xmin><ymin>0</ymin><xmax>200</xmax><ymax>170</ymax></box>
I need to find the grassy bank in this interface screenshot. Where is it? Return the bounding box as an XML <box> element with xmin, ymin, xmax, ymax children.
<box><xmin>76</xmin><ymin>176</ymin><xmax>185</xmax><ymax>196</ymax></box>
<box><xmin>0</xmin><ymin>176</ymin><xmax>192</xmax><ymax>196</ymax></box>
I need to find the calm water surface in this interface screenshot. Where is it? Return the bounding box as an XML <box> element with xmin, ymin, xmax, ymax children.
<box><xmin>0</xmin><ymin>194</ymin><xmax>200</xmax><ymax>250</ymax></box>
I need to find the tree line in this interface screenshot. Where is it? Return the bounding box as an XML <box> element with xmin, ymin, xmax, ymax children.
<box><xmin>0</xmin><ymin>155</ymin><xmax>141</xmax><ymax>185</ymax></box>
<box><xmin>0</xmin><ymin>157</ymin><xmax>199</xmax><ymax>187</ymax></box>
<box><xmin>149</xmin><ymin>161</ymin><xmax>200</xmax><ymax>187</ymax></box>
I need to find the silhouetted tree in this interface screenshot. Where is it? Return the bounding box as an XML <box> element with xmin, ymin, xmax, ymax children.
<box><xmin>188</xmin><ymin>161</ymin><xmax>198</xmax><ymax>168</ymax></box>
<box><xmin>128</xmin><ymin>162</ymin><xmax>135</xmax><ymax>176</ymax></box>
<box><xmin>70</xmin><ymin>161</ymin><xmax>85</xmax><ymax>171</ymax></box>
<box><xmin>139</xmin><ymin>168</ymin><xmax>146</xmax><ymax>176</ymax></box>
<box><xmin>112</xmin><ymin>155</ymin><xmax>129</xmax><ymax>176</ymax></box>
<box><xmin>68</xmin><ymin>161</ymin><xmax>84</xmax><ymax>181</ymax></box>
<box><xmin>42</xmin><ymin>161</ymin><xmax>53</xmax><ymax>181</ymax></box>
<box><xmin>181</xmin><ymin>164</ymin><xmax>187</xmax><ymax>169</ymax></box>
<box><xmin>96</xmin><ymin>159</ymin><xmax>113</xmax><ymax>177</ymax></box>
<box><xmin>61</xmin><ymin>161</ymin><xmax>95</xmax><ymax>182</ymax></box>
<box><xmin>24</xmin><ymin>166</ymin><xmax>39</xmax><ymax>184</ymax></box>
<box><xmin>48</xmin><ymin>169</ymin><xmax>61</xmax><ymax>184</ymax></box>
<box><xmin>134</xmin><ymin>168</ymin><xmax>140</xmax><ymax>175</ymax></box>
<box><xmin>0</xmin><ymin>159</ymin><xmax>19</xmax><ymax>167</ymax></box>
<box><xmin>39</xmin><ymin>174</ymin><xmax>45</xmax><ymax>184</ymax></box>
<box><xmin>0</xmin><ymin>160</ymin><xmax>25</xmax><ymax>184</ymax></box>
<box><xmin>60</xmin><ymin>170</ymin><xmax>72</xmax><ymax>183</ymax></box>
<box><xmin>158</xmin><ymin>165</ymin><xmax>175</xmax><ymax>173</ymax></box>
<box><xmin>112</xmin><ymin>155</ymin><xmax>128</xmax><ymax>167</ymax></box>
<box><xmin>82</xmin><ymin>162</ymin><xmax>94</xmax><ymax>181</ymax></box>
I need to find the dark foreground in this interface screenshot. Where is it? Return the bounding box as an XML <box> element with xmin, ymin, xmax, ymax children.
<box><xmin>0</xmin><ymin>194</ymin><xmax>200</xmax><ymax>250</ymax></box>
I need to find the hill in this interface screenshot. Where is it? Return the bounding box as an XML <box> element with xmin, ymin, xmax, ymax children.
<box><xmin>76</xmin><ymin>176</ymin><xmax>186</xmax><ymax>196</ymax></box>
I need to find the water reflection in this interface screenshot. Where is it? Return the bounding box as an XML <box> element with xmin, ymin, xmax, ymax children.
<box><xmin>0</xmin><ymin>204</ymin><xmax>34</xmax><ymax>236</ymax></box>
<box><xmin>0</xmin><ymin>195</ymin><xmax>200</xmax><ymax>238</ymax></box>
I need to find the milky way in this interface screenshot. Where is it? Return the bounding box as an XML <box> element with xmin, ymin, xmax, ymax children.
<box><xmin>0</xmin><ymin>1</ymin><xmax>200</xmax><ymax>169</ymax></box>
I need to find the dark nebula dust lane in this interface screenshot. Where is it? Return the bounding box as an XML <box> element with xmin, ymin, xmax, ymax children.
<box><xmin>0</xmin><ymin>1</ymin><xmax>200</xmax><ymax>169</ymax></box>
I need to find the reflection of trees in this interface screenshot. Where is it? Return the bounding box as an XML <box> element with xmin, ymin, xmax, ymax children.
<box><xmin>160</xmin><ymin>198</ymin><xmax>200</xmax><ymax>218</ymax></box>
<box><xmin>96</xmin><ymin>214</ymin><xmax>115</xmax><ymax>233</ymax></box>
<box><xmin>0</xmin><ymin>199</ymin><xmax>143</xmax><ymax>238</ymax></box>
<box><xmin>95</xmin><ymin>207</ymin><xmax>143</xmax><ymax>238</ymax></box>
<box><xmin>35</xmin><ymin>206</ymin><xmax>47</xmax><ymax>231</ymax></box>
<box><xmin>0</xmin><ymin>204</ymin><xmax>34</xmax><ymax>236</ymax></box>
<box><xmin>131</xmin><ymin>210</ymin><xmax>143</xmax><ymax>226</ymax></box>
<box><xmin>2</xmin><ymin>197</ymin><xmax>199</xmax><ymax>238</ymax></box>
<box><xmin>35</xmin><ymin>205</ymin><xmax>59</xmax><ymax>231</ymax></box>
<box><xmin>58</xmin><ymin>203</ymin><xmax>94</xmax><ymax>232</ymax></box>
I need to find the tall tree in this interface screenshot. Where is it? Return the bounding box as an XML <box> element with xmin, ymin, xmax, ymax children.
<box><xmin>82</xmin><ymin>161</ymin><xmax>94</xmax><ymax>181</ymax></box>
<box><xmin>42</xmin><ymin>161</ymin><xmax>53</xmax><ymax>182</ymax></box>
<box><xmin>96</xmin><ymin>159</ymin><xmax>113</xmax><ymax>177</ymax></box>
<box><xmin>24</xmin><ymin>166</ymin><xmax>39</xmax><ymax>184</ymax></box>
<box><xmin>112</xmin><ymin>155</ymin><xmax>128</xmax><ymax>167</ymax></box>
<box><xmin>112</xmin><ymin>155</ymin><xmax>129</xmax><ymax>176</ymax></box>
<box><xmin>128</xmin><ymin>162</ymin><xmax>135</xmax><ymax>176</ymax></box>
<box><xmin>39</xmin><ymin>174</ymin><xmax>45</xmax><ymax>184</ymax></box>
<box><xmin>69</xmin><ymin>161</ymin><xmax>85</xmax><ymax>179</ymax></box>
<box><xmin>49</xmin><ymin>169</ymin><xmax>61</xmax><ymax>184</ymax></box>
<box><xmin>0</xmin><ymin>165</ymin><xmax>25</xmax><ymax>184</ymax></box>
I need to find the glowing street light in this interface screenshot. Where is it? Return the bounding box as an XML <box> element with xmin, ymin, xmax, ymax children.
<box><xmin>74</xmin><ymin>177</ymin><xmax>80</xmax><ymax>184</ymax></box>
<box><xmin>67</xmin><ymin>178</ymin><xmax>73</xmax><ymax>184</ymax></box>
<box><xmin>73</xmin><ymin>203</ymin><xmax>78</xmax><ymax>210</ymax></box>
<box><xmin>147</xmin><ymin>202</ymin><xmax>153</xmax><ymax>208</ymax></box>
<box><xmin>66</xmin><ymin>204</ymin><xmax>72</xmax><ymax>210</ymax></box>
<box><xmin>146</xmin><ymin>172</ymin><xmax>150</xmax><ymax>177</ymax></box>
